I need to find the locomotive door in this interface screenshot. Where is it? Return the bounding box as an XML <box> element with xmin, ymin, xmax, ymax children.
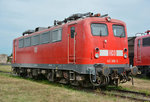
<box><xmin>68</xmin><ymin>24</ymin><xmax>76</xmax><ymax>64</ymax></box>
<box><xmin>137</xmin><ymin>39</ymin><xmax>141</xmax><ymax>61</ymax></box>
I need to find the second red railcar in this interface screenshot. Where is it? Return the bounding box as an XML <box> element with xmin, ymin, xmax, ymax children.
<box><xmin>134</xmin><ymin>30</ymin><xmax>150</xmax><ymax>76</ymax></box>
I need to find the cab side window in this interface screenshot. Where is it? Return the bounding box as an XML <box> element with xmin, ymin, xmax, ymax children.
<box><xmin>32</xmin><ymin>35</ymin><xmax>40</xmax><ymax>46</ymax></box>
<box><xmin>19</xmin><ymin>39</ymin><xmax>24</xmax><ymax>48</ymax></box>
<box><xmin>71</xmin><ymin>27</ymin><xmax>75</xmax><ymax>38</ymax></box>
<box><xmin>24</xmin><ymin>37</ymin><xmax>31</xmax><ymax>47</ymax></box>
<box><xmin>40</xmin><ymin>32</ymin><xmax>50</xmax><ymax>44</ymax></box>
<box><xmin>138</xmin><ymin>39</ymin><xmax>141</xmax><ymax>47</ymax></box>
<box><xmin>52</xmin><ymin>29</ymin><xmax>62</xmax><ymax>42</ymax></box>
<box><xmin>143</xmin><ymin>37</ymin><xmax>150</xmax><ymax>47</ymax></box>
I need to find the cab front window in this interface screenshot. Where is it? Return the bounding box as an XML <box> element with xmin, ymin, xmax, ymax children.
<box><xmin>91</xmin><ymin>23</ymin><xmax>108</xmax><ymax>36</ymax></box>
<box><xmin>113</xmin><ymin>25</ymin><xmax>125</xmax><ymax>37</ymax></box>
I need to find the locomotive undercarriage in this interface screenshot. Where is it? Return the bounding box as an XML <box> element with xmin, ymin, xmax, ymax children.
<box><xmin>12</xmin><ymin>66</ymin><xmax>136</xmax><ymax>87</ymax></box>
<box><xmin>137</xmin><ymin>66</ymin><xmax>150</xmax><ymax>77</ymax></box>
<box><xmin>89</xmin><ymin>68</ymin><xmax>132</xmax><ymax>87</ymax></box>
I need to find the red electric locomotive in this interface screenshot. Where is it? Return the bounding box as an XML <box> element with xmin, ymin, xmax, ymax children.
<box><xmin>12</xmin><ymin>12</ymin><xmax>137</xmax><ymax>87</ymax></box>
<box><xmin>134</xmin><ymin>30</ymin><xmax>150</xmax><ymax>76</ymax></box>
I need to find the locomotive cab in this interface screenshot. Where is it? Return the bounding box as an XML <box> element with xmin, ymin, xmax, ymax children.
<box><xmin>65</xmin><ymin>15</ymin><xmax>138</xmax><ymax>86</ymax></box>
<box><xmin>84</xmin><ymin>17</ymin><xmax>137</xmax><ymax>86</ymax></box>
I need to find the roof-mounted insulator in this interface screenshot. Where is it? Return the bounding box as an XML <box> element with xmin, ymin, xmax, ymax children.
<box><xmin>105</xmin><ymin>16</ymin><xmax>111</xmax><ymax>22</ymax></box>
<box><xmin>100</xmin><ymin>14</ymin><xmax>108</xmax><ymax>17</ymax></box>
<box><xmin>53</xmin><ymin>12</ymin><xmax>109</xmax><ymax>26</ymax></box>
<box><xmin>22</xmin><ymin>30</ymin><xmax>35</xmax><ymax>36</ymax></box>
<box><xmin>54</xmin><ymin>20</ymin><xmax>57</xmax><ymax>26</ymax></box>
<box><xmin>145</xmin><ymin>30</ymin><xmax>150</xmax><ymax>35</ymax></box>
<box><xmin>135</xmin><ymin>33</ymin><xmax>145</xmax><ymax>37</ymax></box>
<box><xmin>94</xmin><ymin>13</ymin><xmax>101</xmax><ymax>17</ymax></box>
<box><xmin>54</xmin><ymin>12</ymin><xmax>93</xmax><ymax>25</ymax></box>
<box><xmin>67</xmin><ymin>12</ymin><xmax>93</xmax><ymax>20</ymax></box>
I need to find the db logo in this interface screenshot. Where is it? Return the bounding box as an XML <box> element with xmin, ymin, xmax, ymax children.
<box><xmin>108</xmin><ymin>50</ymin><xmax>116</xmax><ymax>56</ymax></box>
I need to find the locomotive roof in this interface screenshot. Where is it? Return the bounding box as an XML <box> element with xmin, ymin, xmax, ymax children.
<box><xmin>135</xmin><ymin>30</ymin><xmax>150</xmax><ymax>40</ymax></box>
<box><xmin>135</xmin><ymin>33</ymin><xmax>150</xmax><ymax>39</ymax></box>
<box><xmin>14</xmin><ymin>16</ymin><xmax>125</xmax><ymax>40</ymax></box>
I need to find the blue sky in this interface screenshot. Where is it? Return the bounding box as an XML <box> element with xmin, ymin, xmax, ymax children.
<box><xmin>0</xmin><ymin>0</ymin><xmax>149</xmax><ymax>55</ymax></box>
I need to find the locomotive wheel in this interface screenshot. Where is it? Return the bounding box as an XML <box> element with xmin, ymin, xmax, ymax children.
<box><xmin>63</xmin><ymin>71</ymin><xmax>69</xmax><ymax>79</ymax></box>
<box><xmin>20</xmin><ymin>73</ymin><xmax>27</xmax><ymax>78</ymax></box>
<box><xmin>114</xmin><ymin>79</ymin><xmax>119</xmax><ymax>87</ymax></box>
<box><xmin>70</xmin><ymin>81</ymin><xmax>79</xmax><ymax>86</ymax></box>
<box><xmin>106</xmin><ymin>76</ymin><xmax>110</xmax><ymax>85</ymax></box>
<box><xmin>89</xmin><ymin>74</ymin><xmax>102</xmax><ymax>87</ymax></box>
<box><xmin>96</xmin><ymin>76</ymin><xmax>101</xmax><ymax>85</ymax></box>
<box><xmin>16</xmin><ymin>68</ymin><xmax>20</xmax><ymax>76</ymax></box>
<box><xmin>19</xmin><ymin>69</ymin><xmax>27</xmax><ymax>78</ymax></box>
<box><xmin>47</xmin><ymin>71</ymin><xmax>54</xmax><ymax>82</ymax></box>
<box><xmin>32</xmin><ymin>75</ymin><xmax>39</xmax><ymax>80</ymax></box>
<box><xmin>12</xmin><ymin>67</ymin><xmax>17</xmax><ymax>74</ymax></box>
<box><xmin>28</xmin><ymin>72</ymin><xmax>33</xmax><ymax>79</ymax></box>
<box><xmin>80</xmin><ymin>80</ymin><xmax>92</xmax><ymax>88</ymax></box>
<box><xmin>59</xmin><ymin>78</ymin><xmax>69</xmax><ymax>84</ymax></box>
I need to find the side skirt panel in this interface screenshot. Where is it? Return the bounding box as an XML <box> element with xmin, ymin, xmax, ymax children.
<box><xmin>12</xmin><ymin>63</ymin><xmax>129</xmax><ymax>75</ymax></box>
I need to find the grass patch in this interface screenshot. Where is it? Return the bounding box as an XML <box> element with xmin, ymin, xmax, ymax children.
<box><xmin>135</xmin><ymin>76</ymin><xmax>150</xmax><ymax>81</ymax></box>
<box><xmin>105</xmin><ymin>85</ymin><xmax>133</xmax><ymax>91</ymax></box>
<box><xmin>0</xmin><ymin>65</ymin><xmax>150</xmax><ymax>101</ymax></box>
<box><xmin>0</xmin><ymin>65</ymin><xmax>12</xmax><ymax>72</ymax></box>
<box><xmin>119</xmin><ymin>78</ymin><xmax>150</xmax><ymax>95</ymax></box>
<box><xmin>0</xmin><ymin>73</ymin><xmax>130</xmax><ymax>102</ymax></box>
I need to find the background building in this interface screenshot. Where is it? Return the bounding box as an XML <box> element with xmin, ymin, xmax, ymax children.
<box><xmin>0</xmin><ymin>54</ymin><xmax>8</xmax><ymax>64</ymax></box>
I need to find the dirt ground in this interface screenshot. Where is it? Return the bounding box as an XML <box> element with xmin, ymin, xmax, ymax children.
<box><xmin>120</xmin><ymin>77</ymin><xmax>150</xmax><ymax>94</ymax></box>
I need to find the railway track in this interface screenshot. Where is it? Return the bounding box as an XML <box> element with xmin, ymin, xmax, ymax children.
<box><xmin>0</xmin><ymin>71</ymin><xmax>11</xmax><ymax>74</ymax></box>
<box><xmin>100</xmin><ymin>89</ymin><xmax>150</xmax><ymax>102</ymax></box>
<box><xmin>109</xmin><ymin>89</ymin><xmax>150</xmax><ymax>97</ymax></box>
<box><xmin>75</xmin><ymin>87</ymin><xmax>150</xmax><ymax>102</ymax></box>
<box><xmin>0</xmin><ymin>70</ymin><xmax>150</xmax><ymax>102</ymax></box>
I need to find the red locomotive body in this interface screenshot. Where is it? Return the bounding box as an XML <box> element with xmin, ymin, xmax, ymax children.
<box><xmin>134</xmin><ymin>30</ymin><xmax>150</xmax><ymax>76</ymax></box>
<box><xmin>12</xmin><ymin>13</ymin><xmax>137</xmax><ymax>86</ymax></box>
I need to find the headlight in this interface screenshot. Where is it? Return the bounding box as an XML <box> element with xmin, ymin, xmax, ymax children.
<box><xmin>124</xmin><ymin>48</ymin><xmax>127</xmax><ymax>52</ymax></box>
<box><xmin>95</xmin><ymin>53</ymin><xmax>99</xmax><ymax>59</ymax></box>
<box><xmin>124</xmin><ymin>54</ymin><xmax>127</xmax><ymax>59</ymax></box>
<box><xmin>95</xmin><ymin>47</ymin><xmax>99</xmax><ymax>52</ymax></box>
